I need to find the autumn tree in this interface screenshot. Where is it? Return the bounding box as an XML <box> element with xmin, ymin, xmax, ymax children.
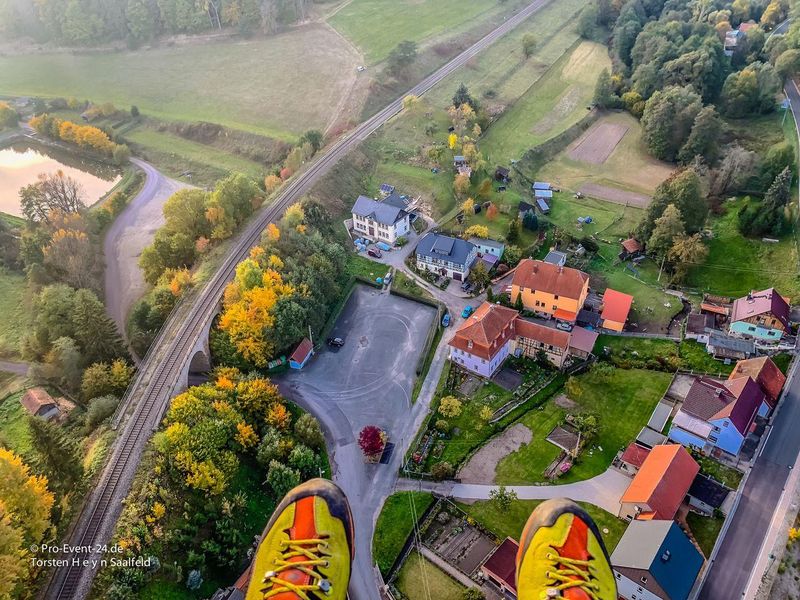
<box><xmin>358</xmin><ymin>425</ymin><xmax>385</xmax><ymax>457</ymax></box>
<box><xmin>463</xmin><ymin>225</ymin><xmax>489</xmax><ymax>239</ymax></box>
<box><xmin>486</xmin><ymin>203</ymin><xmax>499</xmax><ymax>221</ymax></box>
<box><xmin>461</xmin><ymin>199</ymin><xmax>475</xmax><ymax>215</ymax></box>
<box><xmin>265</xmin><ymin>174</ymin><xmax>282</xmax><ymax>193</ymax></box>
<box><xmin>454</xmin><ymin>173</ymin><xmax>471</xmax><ymax>198</ymax></box>
<box><xmin>648</xmin><ymin>204</ymin><xmax>686</xmax><ymax>258</ymax></box>
<box><xmin>668</xmin><ymin>234</ymin><xmax>708</xmax><ymax>282</ymax></box>
<box><xmin>80</xmin><ymin>359</ymin><xmax>134</xmax><ymax>400</ymax></box>
<box><xmin>19</xmin><ymin>171</ymin><xmax>86</xmax><ymax>223</ymax></box>
<box><xmin>439</xmin><ymin>396</ymin><xmax>463</xmax><ymax>418</ymax></box>
<box><xmin>478</xmin><ymin>178</ymin><xmax>492</xmax><ymax>199</ymax></box>
<box><xmin>468</xmin><ymin>261</ymin><xmax>491</xmax><ymax>289</ymax></box>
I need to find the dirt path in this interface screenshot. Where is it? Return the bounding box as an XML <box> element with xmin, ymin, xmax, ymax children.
<box><xmin>458</xmin><ymin>423</ymin><xmax>532</xmax><ymax>483</ymax></box>
<box><xmin>103</xmin><ymin>159</ymin><xmax>192</xmax><ymax>340</ymax></box>
<box><xmin>320</xmin><ymin>22</ymin><xmax>367</xmax><ymax>136</ymax></box>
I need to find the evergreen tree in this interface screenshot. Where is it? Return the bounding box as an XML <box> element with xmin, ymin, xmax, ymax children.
<box><xmin>452</xmin><ymin>83</ymin><xmax>478</xmax><ymax>111</ymax></box>
<box><xmin>678</xmin><ymin>106</ymin><xmax>722</xmax><ymax>164</ymax></box>
<box><xmin>593</xmin><ymin>69</ymin><xmax>616</xmax><ymax>108</ymax></box>
<box><xmin>27</xmin><ymin>417</ymin><xmax>83</xmax><ymax>489</ymax></box>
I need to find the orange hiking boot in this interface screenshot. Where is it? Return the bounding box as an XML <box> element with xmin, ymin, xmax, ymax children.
<box><xmin>246</xmin><ymin>478</ymin><xmax>354</xmax><ymax>600</ymax></box>
<box><xmin>516</xmin><ymin>498</ymin><xmax>616</xmax><ymax>600</ymax></box>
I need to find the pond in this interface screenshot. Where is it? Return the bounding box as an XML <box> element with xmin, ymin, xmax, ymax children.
<box><xmin>0</xmin><ymin>142</ymin><xmax>122</xmax><ymax>217</ymax></box>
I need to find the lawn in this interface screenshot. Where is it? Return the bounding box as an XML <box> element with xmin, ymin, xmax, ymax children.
<box><xmin>393</xmin><ymin>270</ymin><xmax>434</xmax><ymax>301</ymax></box>
<box><xmin>0</xmin><ymin>391</ymin><xmax>33</xmax><ymax>457</ymax></box>
<box><xmin>495</xmin><ymin>368</ymin><xmax>672</xmax><ymax>484</ymax></box>
<box><xmin>480</xmin><ymin>40</ymin><xmax>611</xmax><ymax>163</ymax></box>
<box><xmin>125</xmin><ymin>127</ymin><xmax>265</xmax><ymax>183</ymax></box>
<box><xmin>0</xmin><ymin>267</ymin><xmax>29</xmax><ymax>359</ymax></box>
<box><xmin>685</xmin><ymin>198</ymin><xmax>800</xmax><ymax>298</ymax></box>
<box><xmin>595</xmin><ymin>336</ymin><xmax>735</xmax><ymax>376</ymax></box>
<box><xmin>371</xmin><ymin>160</ymin><xmax>457</xmax><ymax>218</ymax></box>
<box><xmin>458</xmin><ymin>499</ymin><xmax>627</xmax><ymax>551</ymax></box>
<box><xmin>373</xmin><ymin>492</ymin><xmax>435</xmax><ymax>576</ymax></box>
<box><xmin>687</xmin><ymin>512</ymin><xmax>724</xmax><ymax>558</ymax></box>
<box><xmin>536</xmin><ymin>112</ymin><xmax>674</xmax><ymax>197</ymax></box>
<box><xmin>545</xmin><ymin>191</ymin><xmax>643</xmax><ymax>240</ymax></box>
<box><xmin>329</xmin><ymin>0</ymin><xmax>520</xmax><ymax>63</ymax></box>
<box><xmin>424</xmin><ymin>0</ymin><xmax>586</xmax><ymax>106</ymax></box>
<box><xmin>395</xmin><ymin>551</ymin><xmax>466</xmax><ymax>600</ymax></box>
<box><xmin>0</xmin><ymin>25</ymin><xmax>359</xmax><ymax>139</ymax></box>
<box><xmin>345</xmin><ymin>253</ymin><xmax>387</xmax><ymax>281</ymax></box>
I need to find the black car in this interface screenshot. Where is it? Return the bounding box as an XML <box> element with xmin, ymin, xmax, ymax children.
<box><xmin>326</xmin><ymin>337</ymin><xmax>345</xmax><ymax>347</ymax></box>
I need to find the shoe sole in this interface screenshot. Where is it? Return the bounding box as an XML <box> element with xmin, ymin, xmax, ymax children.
<box><xmin>517</xmin><ymin>497</ymin><xmax>612</xmax><ymax>578</ymax></box>
<box><xmin>261</xmin><ymin>478</ymin><xmax>356</xmax><ymax>559</ymax></box>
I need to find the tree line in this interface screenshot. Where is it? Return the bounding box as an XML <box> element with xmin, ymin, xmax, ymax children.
<box><xmin>0</xmin><ymin>0</ymin><xmax>319</xmax><ymax>46</ymax></box>
<box><xmin>29</xmin><ymin>113</ymin><xmax>131</xmax><ymax>165</ymax></box>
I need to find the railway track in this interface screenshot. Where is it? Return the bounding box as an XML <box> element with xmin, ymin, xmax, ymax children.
<box><xmin>47</xmin><ymin>1</ymin><xmax>553</xmax><ymax>597</ymax></box>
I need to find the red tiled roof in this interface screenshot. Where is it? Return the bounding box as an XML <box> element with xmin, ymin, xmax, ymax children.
<box><xmin>621</xmin><ymin>442</ymin><xmax>651</xmax><ymax>468</ymax></box>
<box><xmin>601</xmin><ymin>289</ymin><xmax>633</xmax><ymax>324</ymax></box>
<box><xmin>553</xmin><ymin>308</ymin><xmax>577</xmax><ymax>322</ymax></box>
<box><xmin>20</xmin><ymin>388</ymin><xmax>56</xmax><ymax>416</ymax></box>
<box><xmin>621</xmin><ymin>238</ymin><xmax>642</xmax><ymax>253</ymax></box>
<box><xmin>700</xmin><ymin>302</ymin><xmax>730</xmax><ymax>316</ymax></box>
<box><xmin>449</xmin><ymin>302</ymin><xmax>518</xmax><ymax>361</ymax></box>
<box><xmin>728</xmin><ymin>356</ymin><xmax>786</xmax><ymax>407</ymax></box>
<box><xmin>512</xmin><ymin>259</ymin><xmax>589</xmax><ymax>300</ymax></box>
<box><xmin>621</xmin><ymin>444</ymin><xmax>699</xmax><ymax>521</ymax></box>
<box><xmin>568</xmin><ymin>326</ymin><xmax>598</xmax><ymax>354</ymax></box>
<box><xmin>731</xmin><ymin>288</ymin><xmax>790</xmax><ymax>329</ymax></box>
<box><xmin>290</xmin><ymin>338</ymin><xmax>313</xmax><ymax>363</ymax></box>
<box><xmin>481</xmin><ymin>538</ymin><xmax>519</xmax><ymax>592</ymax></box>
<box><xmin>514</xmin><ymin>318</ymin><xmax>570</xmax><ymax>350</ymax></box>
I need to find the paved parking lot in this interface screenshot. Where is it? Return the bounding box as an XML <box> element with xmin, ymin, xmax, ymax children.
<box><xmin>284</xmin><ymin>284</ymin><xmax>437</xmax><ymax>441</ymax></box>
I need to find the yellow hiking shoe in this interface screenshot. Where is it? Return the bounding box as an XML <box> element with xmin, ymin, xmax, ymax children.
<box><xmin>246</xmin><ymin>478</ymin><xmax>354</xmax><ymax>600</ymax></box>
<box><xmin>516</xmin><ymin>498</ymin><xmax>616</xmax><ymax>600</ymax></box>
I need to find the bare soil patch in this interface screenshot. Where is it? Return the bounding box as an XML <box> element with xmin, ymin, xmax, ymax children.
<box><xmin>578</xmin><ymin>183</ymin><xmax>651</xmax><ymax>208</ymax></box>
<box><xmin>458</xmin><ymin>423</ymin><xmax>532</xmax><ymax>483</ymax></box>
<box><xmin>553</xmin><ymin>394</ymin><xmax>578</xmax><ymax>410</ymax></box>
<box><xmin>568</xmin><ymin>122</ymin><xmax>629</xmax><ymax>164</ymax></box>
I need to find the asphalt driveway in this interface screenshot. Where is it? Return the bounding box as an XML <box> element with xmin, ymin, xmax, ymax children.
<box><xmin>284</xmin><ymin>284</ymin><xmax>437</xmax><ymax>440</ymax></box>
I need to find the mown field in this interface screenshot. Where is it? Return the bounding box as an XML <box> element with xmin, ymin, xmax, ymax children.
<box><xmin>329</xmin><ymin>0</ymin><xmax>524</xmax><ymax>63</ymax></box>
<box><xmin>0</xmin><ymin>25</ymin><xmax>359</xmax><ymax>139</ymax></box>
<box><xmin>395</xmin><ymin>551</ymin><xmax>466</xmax><ymax>599</ymax></box>
<box><xmin>0</xmin><ymin>267</ymin><xmax>29</xmax><ymax>359</ymax></box>
<box><xmin>480</xmin><ymin>40</ymin><xmax>611</xmax><ymax>163</ymax></box>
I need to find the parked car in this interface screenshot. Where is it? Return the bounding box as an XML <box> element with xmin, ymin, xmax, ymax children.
<box><xmin>384</xmin><ymin>271</ymin><xmax>392</xmax><ymax>284</ymax></box>
<box><xmin>556</xmin><ymin>322</ymin><xmax>573</xmax><ymax>332</ymax></box>
<box><xmin>326</xmin><ymin>337</ymin><xmax>345</xmax><ymax>347</ymax></box>
<box><xmin>442</xmin><ymin>313</ymin><xmax>451</xmax><ymax>327</ymax></box>
<box><xmin>461</xmin><ymin>305</ymin><xmax>474</xmax><ymax>318</ymax></box>
<box><xmin>368</xmin><ymin>247</ymin><xmax>382</xmax><ymax>258</ymax></box>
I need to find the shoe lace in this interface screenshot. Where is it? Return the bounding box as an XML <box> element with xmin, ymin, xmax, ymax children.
<box><xmin>260</xmin><ymin>536</ymin><xmax>330</xmax><ymax>599</ymax></box>
<box><xmin>544</xmin><ymin>551</ymin><xmax>602</xmax><ymax>600</ymax></box>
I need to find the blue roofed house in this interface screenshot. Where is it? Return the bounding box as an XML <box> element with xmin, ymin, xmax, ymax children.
<box><xmin>532</xmin><ymin>181</ymin><xmax>551</xmax><ymax>191</ymax></box>
<box><xmin>415</xmin><ymin>232</ymin><xmax>477</xmax><ymax>281</ymax></box>
<box><xmin>668</xmin><ymin>376</ymin><xmax>764</xmax><ymax>458</ymax></box>
<box><xmin>534</xmin><ymin>188</ymin><xmax>553</xmax><ymax>200</ymax></box>
<box><xmin>611</xmin><ymin>520</ymin><xmax>704</xmax><ymax>600</ymax></box>
<box><xmin>728</xmin><ymin>288</ymin><xmax>790</xmax><ymax>343</ymax></box>
<box><xmin>351</xmin><ymin>195</ymin><xmax>410</xmax><ymax>244</ymax></box>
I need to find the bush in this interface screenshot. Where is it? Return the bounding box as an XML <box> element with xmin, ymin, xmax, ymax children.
<box><xmin>85</xmin><ymin>395</ymin><xmax>120</xmax><ymax>429</ymax></box>
<box><xmin>431</xmin><ymin>461</ymin><xmax>454</xmax><ymax>480</ymax></box>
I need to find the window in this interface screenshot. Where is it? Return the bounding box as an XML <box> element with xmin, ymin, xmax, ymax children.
<box><xmin>640</xmin><ymin>576</ymin><xmax>648</xmax><ymax>584</ymax></box>
<box><xmin>723</xmin><ymin>421</ymin><xmax>729</xmax><ymax>427</ymax></box>
<box><xmin>554</xmin><ymin>295</ymin><xmax>559</xmax><ymax>300</ymax></box>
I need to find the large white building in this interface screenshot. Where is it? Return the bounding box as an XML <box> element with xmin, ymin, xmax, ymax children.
<box><xmin>351</xmin><ymin>194</ymin><xmax>410</xmax><ymax>244</ymax></box>
<box><xmin>415</xmin><ymin>232</ymin><xmax>477</xmax><ymax>281</ymax></box>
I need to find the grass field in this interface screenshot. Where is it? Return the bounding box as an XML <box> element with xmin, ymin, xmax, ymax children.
<box><xmin>480</xmin><ymin>40</ymin><xmax>611</xmax><ymax>163</ymax></box>
<box><xmin>0</xmin><ymin>25</ymin><xmax>358</xmax><ymax>139</ymax></box>
<box><xmin>495</xmin><ymin>368</ymin><xmax>672</xmax><ymax>484</ymax></box>
<box><xmin>0</xmin><ymin>391</ymin><xmax>33</xmax><ymax>456</ymax></box>
<box><xmin>329</xmin><ymin>0</ymin><xmax>520</xmax><ymax>63</ymax></box>
<box><xmin>685</xmin><ymin>198</ymin><xmax>800</xmax><ymax>298</ymax></box>
<box><xmin>424</xmin><ymin>0</ymin><xmax>586</xmax><ymax>106</ymax></box>
<box><xmin>596</xmin><ymin>336</ymin><xmax>735</xmax><ymax>376</ymax></box>
<box><xmin>0</xmin><ymin>268</ymin><xmax>29</xmax><ymax>359</ymax></box>
<box><xmin>546</xmin><ymin>192</ymin><xmax>642</xmax><ymax>240</ymax></box>
<box><xmin>373</xmin><ymin>492</ymin><xmax>434</xmax><ymax>576</ymax></box>
<box><xmin>458</xmin><ymin>499</ymin><xmax>627</xmax><ymax>551</ymax></box>
<box><xmin>687</xmin><ymin>512</ymin><xmax>724</xmax><ymax>557</ymax></box>
<box><xmin>395</xmin><ymin>551</ymin><xmax>466</xmax><ymax>600</ymax></box>
<box><xmin>125</xmin><ymin>127</ymin><xmax>265</xmax><ymax>182</ymax></box>
<box><xmin>537</xmin><ymin>112</ymin><xmax>674</xmax><ymax>197</ymax></box>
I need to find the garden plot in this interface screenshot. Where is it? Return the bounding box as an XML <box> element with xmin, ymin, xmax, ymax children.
<box><xmin>568</xmin><ymin>121</ymin><xmax>629</xmax><ymax>164</ymax></box>
<box><xmin>578</xmin><ymin>183</ymin><xmax>651</xmax><ymax>208</ymax></box>
<box><xmin>457</xmin><ymin>423</ymin><xmax>532</xmax><ymax>483</ymax></box>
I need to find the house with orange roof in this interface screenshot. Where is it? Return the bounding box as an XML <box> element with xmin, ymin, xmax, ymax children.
<box><xmin>618</xmin><ymin>444</ymin><xmax>699</xmax><ymax>522</ymax></box>
<box><xmin>510</xmin><ymin>259</ymin><xmax>590</xmax><ymax>323</ymax></box>
<box><xmin>448</xmin><ymin>302</ymin><xmax>599</xmax><ymax>376</ymax></box>
<box><xmin>601</xmin><ymin>289</ymin><xmax>634</xmax><ymax>332</ymax></box>
<box><xmin>728</xmin><ymin>356</ymin><xmax>786</xmax><ymax>416</ymax></box>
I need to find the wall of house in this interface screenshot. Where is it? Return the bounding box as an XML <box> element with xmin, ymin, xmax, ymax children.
<box><xmin>668</xmin><ymin>425</ymin><xmax>709</xmax><ymax>453</ymax></box>
<box><xmin>511</xmin><ymin>281</ymin><xmax>588</xmax><ymax>318</ymax></box>
<box><xmin>708</xmin><ymin>417</ymin><xmax>745</xmax><ymax>456</ymax></box>
<box><xmin>614</xmin><ymin>571</ymin><xmax>664</xmax><ymax>600</ymax></box>
<box><xmin>688</xmin><ymin>496</ymin><xmax>714</xmax><ymax>516</ymax></box>
<box><xmin>352</xmin><ymin>214</ymin><xmax>409</xmax><ymax>244</ymax></box>
<box><xmin>729</xmin><ymin>320</ymin><xmax>783</xmax><ymax>341</ymax></box>
<box><xmin>512</xmin><ymin>337</ymin><xmax>566</xmax><ymax>368</ymax></box>
<box><xmin>619</xmin><ymin>501</ymin><xmax>653</xmax><ymax>521</ymax></box>
<box><xmin>449</xmin><ymin>342</ymin><xmax>510</xmax><ymax>377</ymax></box>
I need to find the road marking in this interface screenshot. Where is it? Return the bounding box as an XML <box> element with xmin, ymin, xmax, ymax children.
<box><xmin>760</xmin><ymin>426</ymin><xmax>773</xmax><ymax>458</ymax></box>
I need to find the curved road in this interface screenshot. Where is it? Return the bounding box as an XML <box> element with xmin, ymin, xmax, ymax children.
<box><xmin>47</xmin><ymin>1</ymin><xmax>555</xmax><ymax>597</ymax></box>
<box><xmin>104</xmin><ymin>158</ymin><xmax>191</xmax><ymax>337</ymax></box>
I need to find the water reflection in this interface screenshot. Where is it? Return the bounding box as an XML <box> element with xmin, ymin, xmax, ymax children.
<box><xmin>0</xmin><ymin>141</ymin><xmax>122</xmax><ymax>217</ymax></box>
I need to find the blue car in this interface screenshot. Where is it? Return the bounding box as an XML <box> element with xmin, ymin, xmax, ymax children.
<box><xmin>442</xmin><ymin>313</ymin><xmax>451</xmax><ymax>327</ymax></box>
<box><xmin>461</xmin><ymin>305</ymin><xmax>474</xmax><ymax>318</ymax></box>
